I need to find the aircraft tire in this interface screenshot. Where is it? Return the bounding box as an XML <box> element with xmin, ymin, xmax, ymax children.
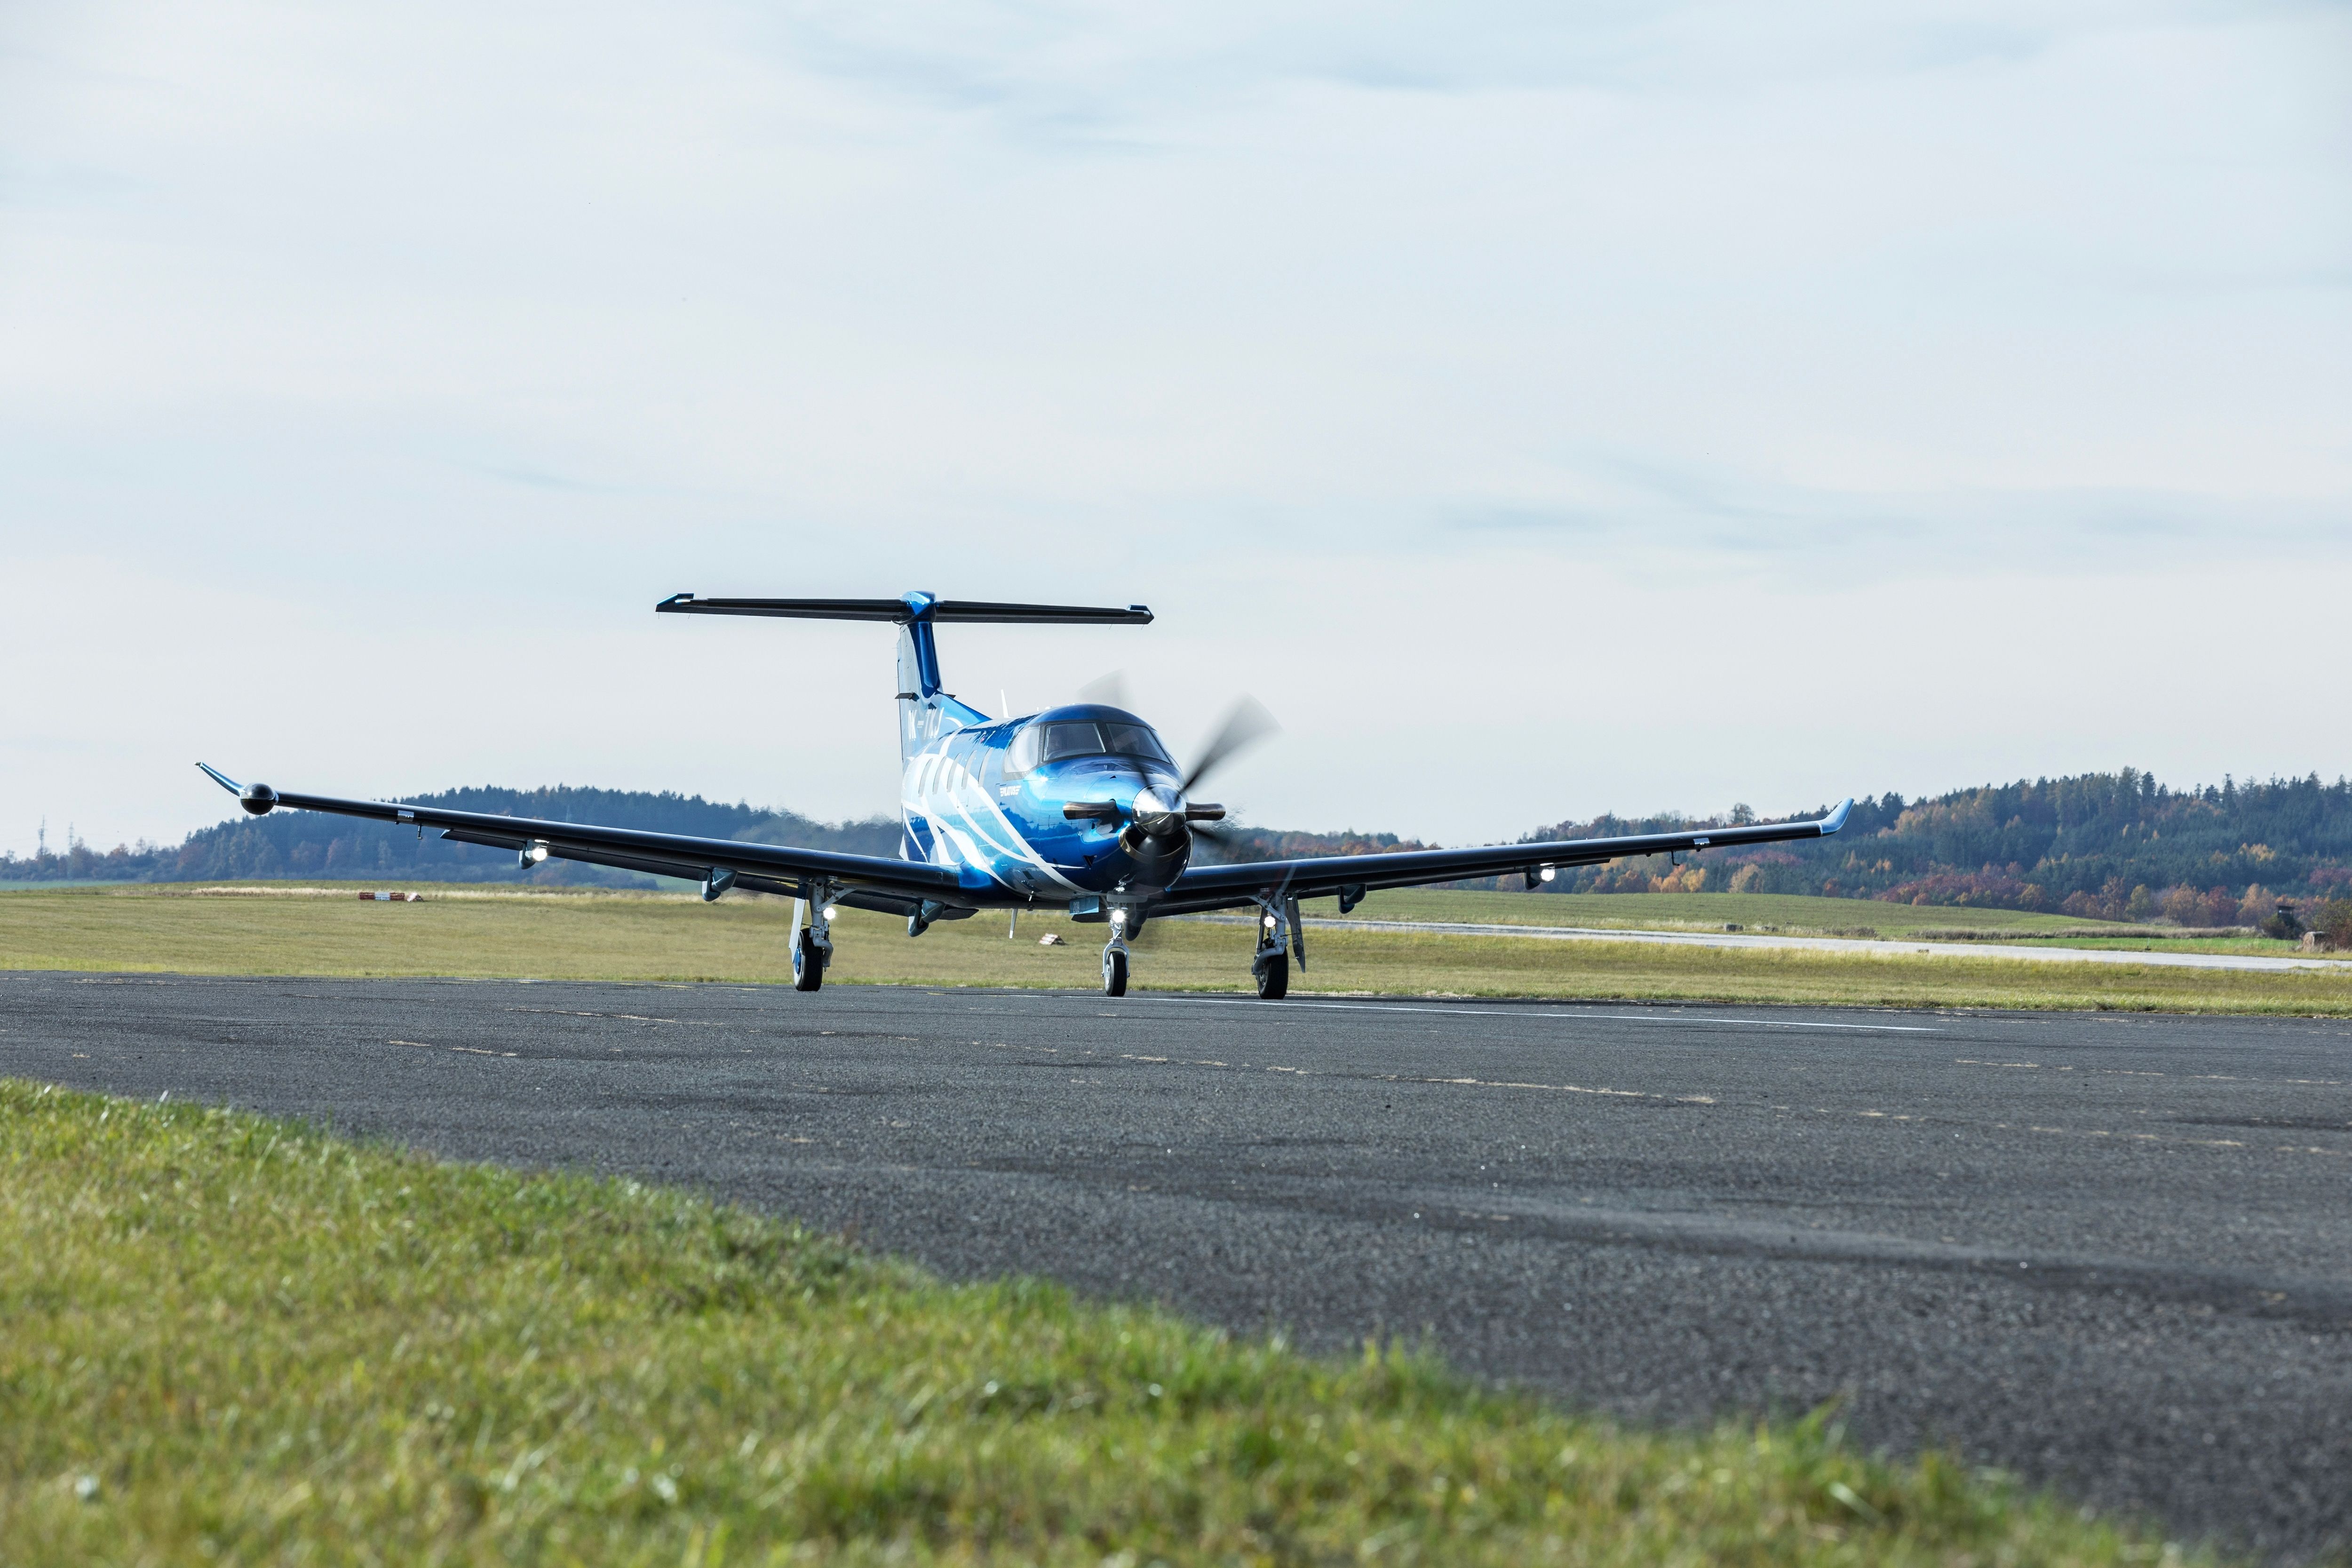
<box><xmin>1103</xmin><ymin>947</ymin><xmax>1129</xmax><ymax>997</ymax></box>
<box><xmin>1253</xmin><ymin>951</ymin><xmax>1288</xmax><ymax>1000</ymax></box>
<box><xmin>792</xmin><ymin>927</ymin><xmax>825</xmax><ymax>992</ymax></box>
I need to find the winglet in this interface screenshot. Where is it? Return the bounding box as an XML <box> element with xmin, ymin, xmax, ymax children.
<box><xmin>1817</xmin><ymin>797</ymin><xmax>1853</xmax><ymax>836</ymax></box>
<box><xmin>197</xmin><ymin>762</ymin><xmax>278</xmax><ymax>815</ymax></box>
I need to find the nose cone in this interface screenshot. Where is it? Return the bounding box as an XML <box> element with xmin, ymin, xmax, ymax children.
<box><xmin>1130</xmin><ymin>784</ymin><xmax>1186</xmax><ymax>839</ymax></box>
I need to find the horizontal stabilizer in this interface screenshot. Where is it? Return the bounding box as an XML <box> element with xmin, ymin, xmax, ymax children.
<box><xmin>657</xmin><ymin>593</ymin><xmax>1151</xmax><ymax>625</ymax></box>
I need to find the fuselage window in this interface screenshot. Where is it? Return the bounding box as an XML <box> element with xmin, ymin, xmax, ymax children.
<box><xmin>1098</xmin><ymin>722</ymin><xmax>1171</xmax><ymax>764</ymax></box>
<box><xmin>1041</xmin><ymin>722</ymin><xmax>1106</xmax><ymax>761</ymax></box>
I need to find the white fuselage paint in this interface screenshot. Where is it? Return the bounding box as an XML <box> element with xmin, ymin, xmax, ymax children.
<box><xmin>899</xmin><ymin>744</ymin><xmax>1087</xmax><ymax>896</ymax></box>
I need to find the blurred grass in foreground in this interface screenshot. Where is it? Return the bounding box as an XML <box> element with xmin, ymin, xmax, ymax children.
<box><xmin>4</xmin><ymin>883</ymin><xmax>2351</xmax><ymax>1014</ymax></box>
<box><xmin>0</xmin><ymin>1081</ymin><xmax>2207</xmax><ymax>1566</ymax></box>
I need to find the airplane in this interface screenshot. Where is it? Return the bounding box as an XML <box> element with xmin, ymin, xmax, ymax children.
<box><xmin>199</xmin><ymin>591</ymin><xmax>1851</xmax><ymax>999</ymax></box>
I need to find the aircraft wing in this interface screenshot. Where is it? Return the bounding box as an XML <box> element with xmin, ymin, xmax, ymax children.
<box><xmin>1157</xmin><ymin>799</ymin><xmax>1853</xmax><ymax>914</ymax></box>
<box><xmin>195</xmin><ymin>765</ymin><xmax>971</xmax><ymax>910</ymax></box>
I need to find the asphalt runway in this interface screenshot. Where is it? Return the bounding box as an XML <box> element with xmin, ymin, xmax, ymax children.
<box><xmin>5</xmin><ymin>972</ymin><xmax>2349</xmax><ymax>1559</ymax></box>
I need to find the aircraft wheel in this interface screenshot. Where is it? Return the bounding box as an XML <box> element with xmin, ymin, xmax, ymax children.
<box><xmin>1103</xmin><ymin>947</ymin><xmax>1129</xmax><ymax>997</ymax></box>
<box><xmin>1253</xmin><ymin>951</ymin><xmax>1288</xmax><ymax>1000</ymax></box>
<box><xmin>792</xmin><ymin>927</ymin><xmax>825</xmax><ymax>992</ymax></box>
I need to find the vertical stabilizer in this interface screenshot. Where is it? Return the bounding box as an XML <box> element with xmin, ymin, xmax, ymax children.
<box><xmin>893</xmin><ymin>591</ymin><xmax>990</xmax><ymax>764</ymax></box>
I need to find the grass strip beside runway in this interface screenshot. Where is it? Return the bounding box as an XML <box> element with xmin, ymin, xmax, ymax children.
<box><xmin>6</xmin><ymin>883</ymin><xmax>2352</xmax><ymax>1014</ymax></box>
<box><xmin>0</xmin><ymin>1082</ymin><xmax>2202</xmax><ymax>1567</ymax></box>
<box><xmin>1303</xmin><ymin>888</ymin><xmax>2123</xmax><ymax>938</ymax></box>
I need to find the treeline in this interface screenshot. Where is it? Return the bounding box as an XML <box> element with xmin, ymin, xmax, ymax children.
<box><xmin>0</xmin><ymin>787</ymin><xmax>901</xmax><ymax>887</ymax></box>
<box><xmin>1194</xmin><ymin>827</ymin><xmax>1436</xmax><ymax>866</ymax></box>
<box><xmin>1510</xmin><ymin>770</ymin><xmax>2352</xmax><ymax>919</ymax></box>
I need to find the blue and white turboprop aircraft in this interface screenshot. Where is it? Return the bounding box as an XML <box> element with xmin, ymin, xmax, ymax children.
<box><xmin>199</xmin><ymin>592</ymin><xmax>1851</xmax><ymax>999</ymax></box>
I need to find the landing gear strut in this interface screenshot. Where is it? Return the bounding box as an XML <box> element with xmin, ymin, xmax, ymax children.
<box><xmin>791</xmin><ymin>888</ymin><xmax>834</xmax><ymax>992</ymax></box>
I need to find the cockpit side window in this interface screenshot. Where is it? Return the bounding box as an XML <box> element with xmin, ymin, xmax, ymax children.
<box><xmin>1099</xmin><ymin>722</ymin><xmax>1172</xmax><ymax>764</ymax></box>
<box><xmin>1003</xmin><ymin>724</ymin><xmax>1041</xmax><ymax>779</ymax></box>
<box><xmin>1041</xmin><ymin>722</ymin><xmax>1106</xmax><ymax>761</ymax></box>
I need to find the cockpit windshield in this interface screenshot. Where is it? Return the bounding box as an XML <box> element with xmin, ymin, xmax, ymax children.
<box><xmin>1040</xmin><ymin>722</ymin><xmax>1103</xmax><ymax>761</ymax></box>
<box><xmin>1031</xmin><ymin>720</ymin><xmax>1173</xmax><ymax>765</ymax></box>
<box><xmin>1099</xmin><ymin>722</ymin><xmax>1172</xmax><ymax>763</ymax></box>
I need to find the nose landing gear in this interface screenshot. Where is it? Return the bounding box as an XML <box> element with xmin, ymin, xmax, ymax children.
<box><xmin>1101</xmin><ymin>906</ymin><xmax>1135</xmax><ymax>996</ymax></box>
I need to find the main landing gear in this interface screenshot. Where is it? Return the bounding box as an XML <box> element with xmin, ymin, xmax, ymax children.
<box><xmin>791</xmin><ymin>890</ymin><xmax>834</xmax><ymax>992</ymax></box>
<box><xmin>1251</xmin><ymin>893</ymin><xmax>1303</xmax><ymax>1000</ymax></box>
<box><xmin>1252</xmin><ymin>946</ymin><xmax>1287</xmax><ymax>1000</ymax></box>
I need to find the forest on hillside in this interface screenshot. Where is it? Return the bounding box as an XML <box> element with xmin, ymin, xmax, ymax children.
<box><xmin>1</xmin><ymin>787</ymin><xmax>900</xmax><ymax>887</ymax></box>
<box><xmin>1506</xmin><ymin>770</ymin><xmax>2352</xmax><ymax>920</ymax></box>
<box><xmin>11</xmin><ymin>769</ymin><xmax>2352</xmax><ymax>922</ymax></box>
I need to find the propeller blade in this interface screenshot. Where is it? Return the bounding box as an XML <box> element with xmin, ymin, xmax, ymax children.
<box><xmin>1181</xmin><ymin>695</ymin><xmax>1278</xmax><ymax>796</ymax></box>
<box><xmin>1078</xmin><ymin>669</ymin><xmax>1130</xmax><ymax>711</ymax></box>
<box><xmin>1184</xmin><ymin>818</ymin><xmax>1264</xmax><ymax>865</ymax></box>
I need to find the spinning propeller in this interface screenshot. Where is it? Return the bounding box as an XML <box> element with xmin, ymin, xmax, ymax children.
<box><xmin>1068</xmin><ymin>674</ymin><xmax>1278</xmax><ymax>861</ymax></box>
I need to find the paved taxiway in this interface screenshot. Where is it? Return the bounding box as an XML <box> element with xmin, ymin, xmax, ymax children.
<box><xmin>5</xmin><ymin>973</ymin><xmax>2348</xmax><ymax>1559</ymax></box>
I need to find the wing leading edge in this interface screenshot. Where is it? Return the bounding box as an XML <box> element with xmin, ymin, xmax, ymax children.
<box><xmin>1158</xmin><ymin>799</ymin><xmax>1853</xmax><ymax>914</ymax></box>
<box><xmin>193</xmin><ymin>764</ymin><xmax>974</xmax><ymax>910</ymax></box>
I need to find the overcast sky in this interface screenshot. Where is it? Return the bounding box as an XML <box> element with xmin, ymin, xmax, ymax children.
<box><xmin>3</xmin><ymin>1</ymin><xmax>2346</xmax><ymax>856</ymax></box>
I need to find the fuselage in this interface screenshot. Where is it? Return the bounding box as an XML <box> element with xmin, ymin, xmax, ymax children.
<box><xmin>898</xmin><ymin>703</ymin><xmax>1189</xmax><ymax>901</ymax></box>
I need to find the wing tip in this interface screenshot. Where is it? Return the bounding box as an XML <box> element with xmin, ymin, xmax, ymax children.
<box><xmin>197</xmin><ymin>762</ymin><xmax>278</xmax><ymax>815</ymax></box>
<box><xmin>1818</xmin><ymin>797</ymin><xmax>1854</xmax><ymax>836</ymax></box>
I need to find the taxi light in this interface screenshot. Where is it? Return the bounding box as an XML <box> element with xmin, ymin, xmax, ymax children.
<box><xmin>1263</xmin><ymin>914</ymin><xmax>1278</xmax><ymax>929</ymax></box>
<box><xmin>823</xmin><ymin>905</ymin><xmax>839</xmax><ymax>920</ymax></box>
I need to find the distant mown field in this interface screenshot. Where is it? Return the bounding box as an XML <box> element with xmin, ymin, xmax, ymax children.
<box><xmin>1319</xmin><ymin>888</ymin><xmax>2121</xmax><ymax>936</ymax></box>
<box><xmin>4</xmin><ymin>883</ymin><xmax>2349</xmax><ymax>1015</ymax></box>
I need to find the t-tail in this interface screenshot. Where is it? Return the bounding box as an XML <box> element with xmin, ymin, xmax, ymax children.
<box><xmin>655</xmin><ymin>592</ymin><xmax>1153</xmax><ymax>764</ymax></box>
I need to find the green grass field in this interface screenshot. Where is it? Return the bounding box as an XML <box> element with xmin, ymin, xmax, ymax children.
<box><xmin>0</xmin><ymin>1081</ymin><xmax>2209</xmax><ymax>1566</ymax></box>
<box><xmin>1326</xmin><ymin>888</ymin><xmax>2120</xmax><ymax>937</ymax></box>
<box><xmin>1332</xmin><ymin>891</ymin><xmax>2320</xmax><ymax>957</ymax></box>
<box><xmin>4</xmin><ymin>883</ymin><xmax>2351</xmax><ymax>1014</ymax></box>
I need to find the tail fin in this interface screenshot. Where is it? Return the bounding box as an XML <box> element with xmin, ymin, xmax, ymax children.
<box><xmin>657</xmin><ymin>591</ymin><xmax>1154</xmax><ymax>763</ymax></box>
